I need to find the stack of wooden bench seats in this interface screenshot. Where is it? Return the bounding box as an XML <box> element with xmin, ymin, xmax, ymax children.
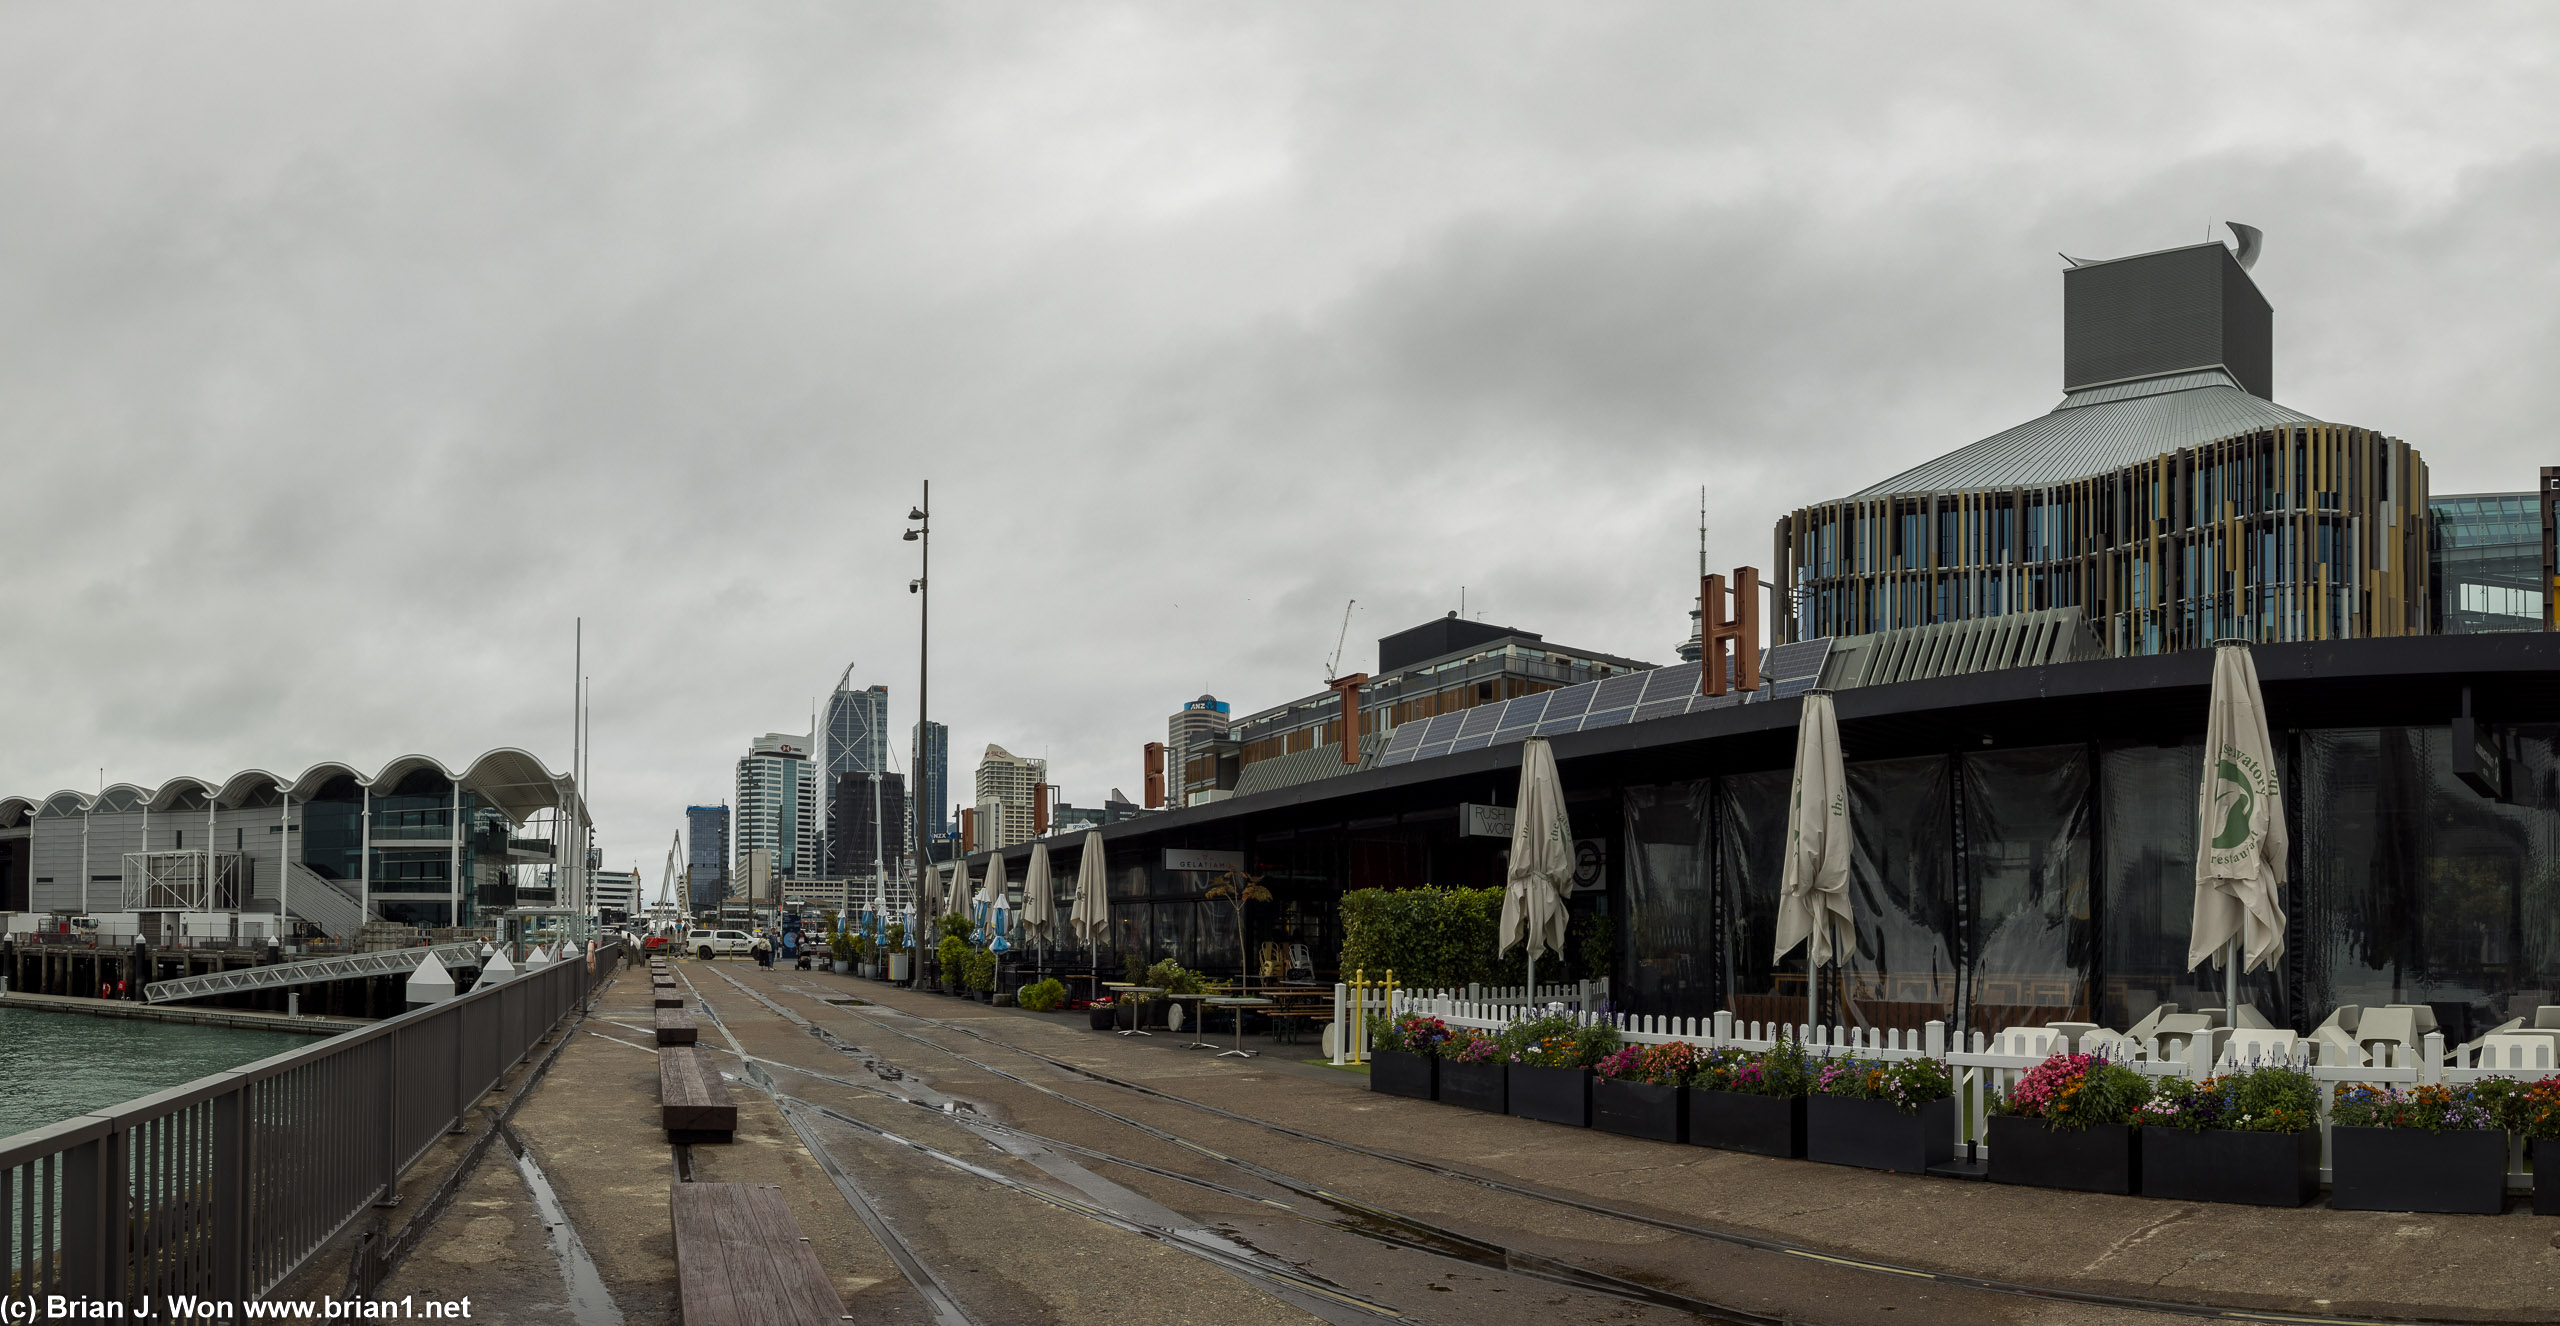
<box><xmin>652</xmin><ymin>973</ymin><xmax>733</xmax><ymax>1139</ymax></box>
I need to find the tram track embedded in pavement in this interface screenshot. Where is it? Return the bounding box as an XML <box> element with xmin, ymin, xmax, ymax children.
<box><xmin>747</xmin><ymin>971</ymin><xmax>2488</xmax><ymax>1326</ymax></box>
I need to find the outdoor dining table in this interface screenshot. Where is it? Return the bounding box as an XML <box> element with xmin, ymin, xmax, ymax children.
<box><xmin>1103</xmin><ymin>983</ymin><xmax>1161</xmax><ymax>1036</ymax></box>
<box><xmin>1206</xmin><ymin>996</ymin><xmax>1273</xmax><ymax>1059</ymax></box>
<box><xmin>1166</xmin><ymin>992</ymin><xmax>1218</xmax><ymax>1049</ymax></box>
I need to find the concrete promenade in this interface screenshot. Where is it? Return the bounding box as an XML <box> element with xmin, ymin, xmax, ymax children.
<box><xmin>336</xmin><ymin>958</ymin><xmax>2560</xmax><ymax>1325</ymax></box>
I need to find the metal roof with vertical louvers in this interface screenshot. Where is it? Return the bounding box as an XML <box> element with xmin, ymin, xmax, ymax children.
<box><xmin>1845</xmin><ymin>368</ymin><xmax>2324</xmax><ymax>499</ymax></box>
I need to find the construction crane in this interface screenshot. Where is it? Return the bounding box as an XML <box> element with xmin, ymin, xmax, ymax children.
<box><xmin>658</xmin><ymin>830</ymin><xmax>682</xmax><ymax>908</ymax></box>
<box><xmin>1323</xmin><ymin>599</ymin><xmax>1357</xmax><ymax>681</ymax></box>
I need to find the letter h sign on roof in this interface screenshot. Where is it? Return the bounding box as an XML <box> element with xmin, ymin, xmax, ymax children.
<box><xmin>1701</xmin><ymin>567</ymin><xmax>1761</xmax><ymax>697</ymax></box>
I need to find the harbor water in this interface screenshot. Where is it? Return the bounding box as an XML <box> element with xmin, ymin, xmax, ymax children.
<box><xmin>0</xmin><ymin>1006</ymin><xmax>314</xmax><ymax>1141</ymax></box>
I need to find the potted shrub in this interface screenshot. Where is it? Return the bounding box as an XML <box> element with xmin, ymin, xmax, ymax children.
<box><xmin>1501</xmin><ymin>1013</ymin><xmax>1618</xmax><ymax>1127</ymax></box>
<box><xmin>1593</xmin><ymin>1041</ymin><xmax>1698</xmax><ymax>1143</ymax></box>
<box><xmin>1806</xmin><ymin>1056</ymin><xmax>1956</xmax><ymax>1172</ymax></box>
<box><xmin>1686</xmin><ymin>1038</ymin><xmax>1810</xmax><ymax>1158</ymax></box>
<box><xmin>828</xmin><ymin>931</ymin><xmax>856</xmax><ymax>975</ymax></box>
<box><xmin>1987</xmin><ymin>1052</ymin><xmax>2151</xmax><ymax>1194</ymax></box>
<box><xmin>935</xmin><ymin>934</ymin><xmax>970</xmax><ymax>994</ymax></box>
<box><xmin>1368</xmin><ymin>1015</ymin><xmax>1453</xmax><ymax>1101</ymax></box>
<box><xmin>1017</xmin><ymin>977</ymin><xmax>1068</xmax><ymax>1012</ymax></box>
<box><xmin>884</xmin><ymin>923</ymin><xmax>909</xmax><ymax>983</ymax></box>
<box><xmin>964</xmin><ymin>947</ymin><xmax>998</xmax><ymax>1001</ymax></box>
<box><xmin>2328</xmin><ymin>1082</ymin><xmax>2508</xmax><ymax>1215</ymax></box>
<box><xmin>2516</xmin><ymin>1076</ymin><xmax>2560</xmax><ymax>1217</ymax></box>
<box><xmin>2136</xmin><ymin>1065</ymin><xmax>2321</xmax><ymax>1207</ymax></box>
<box><xmin>1439</xmin><ymin>1028</ymin><xmax>1508</xmax><ymax>1113</ymax></box>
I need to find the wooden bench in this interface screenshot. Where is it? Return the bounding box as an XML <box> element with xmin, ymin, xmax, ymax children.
<box><xmin>671</xmin><ymin>1182</ymin><xmax>844</xmax><ymax>1325</ymax></box>
<box><xmin>656</xmin><ymin>1006</ymin><xmax>700</xmax><ymax>1046</ymax></box>
<box><xmin>659</xmin><ymin>1045</ymin><xmax>736</xmax><ymax>1137</ymax></box>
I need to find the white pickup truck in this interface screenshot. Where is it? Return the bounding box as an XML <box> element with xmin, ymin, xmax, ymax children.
<box><xmin>685</xmin><ymin>928</ymin><xmax>757</xmax><ymax>960</ymax></box>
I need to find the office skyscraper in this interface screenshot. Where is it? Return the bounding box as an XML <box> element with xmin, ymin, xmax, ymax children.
<box><xmin>831</xmin><ymin>771</ymin><xmax>907</xmax><ymax>878</ymax></box>
<box><xmin>914</xmin><ymin>719</ymin><xmax>950</xmax><ymax>843</ymax></box>
<box><xmin>735</xmin><ymin>733</ymin><xmax>819</xmax><ymax>880</ymax></box>
<box><xmin>684</xmin><ymin>804</ymin><xmax>729</xmax><ymax>912</ymax></box>
<box><xmin>823</xmin><ymin>683</ymin><xmax>890</xmax><ymax>875</ymax></box>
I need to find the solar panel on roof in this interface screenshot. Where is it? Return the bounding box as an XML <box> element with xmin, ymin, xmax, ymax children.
<box><xmin>1376</xmin><ymin>746</ymin><xmax>1416</xmax><ymax>767</ymax></box>
<box><xmin>1580</xmin><ymin>706</ymin><xmax>1635</xmax><ymax>732</ymax></box>
<box><xmin>1532</xmin><ymin>715</ymin><xmax>1585</xmax><ymax>736</ymax></box>
<box><xmin>1762</xmin><ymin>638</ymin><xmax>1831</xmax><ymax>683</ymax></box>
<box><xmin>1770</xmin><ymin>676</ymin><xmax>1819</xmax><ymax>700</ymax></box>
<box><xmin>1590</xmin><ymin>672</ymin><xmax>1648</xmax><ymax>711</ymax></box>
<box><xmin>1493</xmin><ymin>693</ymin><xmax>1550</xmax><ymax>732</ymax></box>
<box><xmin>1421</xmin><ymin>712</ymin><xmax>1466</xmax><ymax>744</ymax></box>
<box><xmin>1637</xmin><ymin>664</ymin><xmax>1697</xmax><ymax>707</ymax></box>
<box><xmin>1631</xmin><ymin>698</ymin><xmax>1691</xmax><ymax>724</ymax></box>
<box><xmin>1449</xmin><ymin>731</ymin><xmax>1495</xmax><ymax>753</ymax></box>
<box><xmin>1541</xmin><ymin>682</ymin><xmax>1598</xmax><ymax>719</ymax></box>
<box><xmin>1692</xmin><ymin>691</ymin><xmax>1743</xmax><ymax>713</ymax></box>
<box><xmin>1455</xmin><ymin>704</ymin><xmax>1505</xmax><ymax>737</ymax></box>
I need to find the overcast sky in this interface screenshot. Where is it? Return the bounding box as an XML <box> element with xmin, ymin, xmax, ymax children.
<box><xmin>4</xmin><ymin>3</ymin><xmax>2556</xmax><ymax>879</ymax></box>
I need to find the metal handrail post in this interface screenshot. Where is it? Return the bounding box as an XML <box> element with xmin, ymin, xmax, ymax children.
<box><xmin>211</xmin><ymin>1085</ymin><xmax>246</xmax><ymax>1301</ymax></box>
<box><xmin>60</xmin><ymin>1132</ymin><xmax>107</xmax><ymax>1298</ymax></box>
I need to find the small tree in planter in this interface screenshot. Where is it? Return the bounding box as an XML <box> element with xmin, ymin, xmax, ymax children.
<box><xmin>2514</xmin><ymin>1076</ymin><xmax>2560</xmax><ymax>1217</ymax></box>
<box><xmin>829</xmin><ymin>931</ymin><xmax>856</xmax><ymax>974</ymax></box>
<box><xmin>1440</xmin><ymin>1028</ymin><xmax>1507</xmax><ymax>1113</ymax></box>
<box><xmin>1499</xmin><ymin>1013</ymin><xmax>1618</xmax><ymax>1127</ymax></box>
<box><xmin>1687</xmin><ymin>1037</ymin><xmax>1812</xmax><ymax>1157</ymax></box>
<box><xmin>2329</xmin><ymin>1081</ymin><xmax>2509</xmax><ymax>1214</ymax></box>
<box><xmin>2135</xmin><ymin>1064</ymin><xmax>2320</xmax><ymax>1206</ymax></box>
<box><xmin>1807</xmin><ymin>1056</ymin><xmax>1956</xmax><ymax>1172</ymax></box>
<box><xmin>1017</xmin><ymin>977</ymin><xmax>1069</xmax><ymax>1012</ymax></box>
<box><xmin>1987</xmin><ymin>1053</ymin><xmax>2152</xmax><ymax>1194</ymax></box>
<box><xmin>1368</xmin><ymin>1015</ymin><xmax>1454</xmax><ymax>1101</ymax></box>
<box><xmin>1592</xmin><ymin>1041</ymin><xmax>1698</xmax><ymax>1142</ymax></box>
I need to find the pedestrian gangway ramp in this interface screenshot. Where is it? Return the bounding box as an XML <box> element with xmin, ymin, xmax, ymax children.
<box><xmin>144</xmin><ymin>941</ymin><xmax>485</xmax><ymax>1003</ymax></box>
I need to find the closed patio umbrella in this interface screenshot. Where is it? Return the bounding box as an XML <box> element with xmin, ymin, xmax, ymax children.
<box><xmin>1070</xmin><ymin>831</ymin><xmax>1110</xmax><ymax>999</ymax></box>
<box><xmin>1022</xmin><ymin>841</ymin><xmax>1056</xmax><ymax>954</ymax></box>
<box><xmin>1498</xmin><ymin>737</ymin><xmax>1575</xmax><ymax>997</ymax></box>
<box><xmin>1773</xmin><ymin>691</ymin><xmax>1852</xmax><ymax>1030</ymax></box>
<box><xmin>2192</xmin><ymin>642</ymin><xmax>2288</xmax><ymax>1017</ymax></box>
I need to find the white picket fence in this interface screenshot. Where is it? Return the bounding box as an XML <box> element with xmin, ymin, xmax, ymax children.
<box><xmin>1329</xmin><ymin>979</ymin><xmax>1607</xmax><ymax>1065</ymax></box>
<box><xmin>1382</xmin><ymin>998</ymin><xmax>2556</xmax><ymax>1188</ymax></box>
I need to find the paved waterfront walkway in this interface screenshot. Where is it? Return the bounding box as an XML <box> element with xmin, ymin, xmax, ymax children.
<box><xmin>360</xmin><ymin>959</ymin><xmax>2560</xmax><ymax>1325</ymax></box>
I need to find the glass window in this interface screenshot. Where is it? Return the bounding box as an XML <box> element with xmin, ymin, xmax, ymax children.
<box><xmin>1964</xmin><ymin>746</ymin><xmax>2092</xmax><ymax>1031</ymax></box>
<box><xmin>2099</xmin><ymin>743</ymin><xmax>2283</xmax><ymax>1028</ymax></box>
<box><xmin>1840</xmin><ymin>755</ymin><xmax>1956</xmax><ymax>1033</ymax></box>
<box><xmin>1622</xmin><ymin>783</ymin><xmax>1713</xmax><ymax>1021</ymax></box>
<box><xmin>1715</xmin><ymin>770</ymin><xmax>1796</xmax><ymax>1028</ymax></box>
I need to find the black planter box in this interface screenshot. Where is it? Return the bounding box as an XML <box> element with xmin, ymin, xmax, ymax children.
<box><xmin>2537</xmin><ymin>1139</ymin><xmax>2559</xmax><ymax>1218</ymax></box>
<box><xmin>1087</xmin><ymin>1005</ymin><xmax>1117</xmax><ymax>1031</ymax></box>
<box><xmin>2141</xmin><ymin>1127</ymin><xmax>2319</xmax><ymax>1207</ymax></box>
<box><xmin>1988</xmin><ymin>1117</ymin><xmax>2138</xmax><ymax>1195</ymax></box>
<box><xmin>1806</xmin><ymin>1095</ymin><xmax>1955</xmax><ymax>1173</ymax></box>
<box><xmin>1371</xmin><ymin>1050</ymin><xmax>1438</xmax><ymax>1101</ymax></box>
<box><xmin>1592</xmin><ymin>1080</ymin><xmax>1685</xmax><ymax>1142</ymax></box>
<box><xmin>1688</xmin><ymin>1090</ymin><xmax>1806</xmax><ymax>1158</ymax></box>
<box><xmin>1440</xmin><ymin>1059</ymin><xmax>1508</xmax><ymax>1113</ymax></box>
<box><xmin>2329</xmin><ymin>1126</ymin><xmax>2507</xmax><ymax>1215</ymax></box>
<box><xmin>1508</xmin><ymin>1064</ymin><xmax>1593</xmax><ymax>1127</ymax></box>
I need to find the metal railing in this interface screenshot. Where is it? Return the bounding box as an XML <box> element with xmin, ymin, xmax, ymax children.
<box><xmin>2</xmin><ymin>942</ymin><xmax>625</xmax><ymax>1304</ymax></box>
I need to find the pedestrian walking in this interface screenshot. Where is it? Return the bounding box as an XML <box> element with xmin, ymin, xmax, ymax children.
<box><xmin>751</xmin><ymin>932</ymin><xmax>772</xmax><ymax>968</ymax></box>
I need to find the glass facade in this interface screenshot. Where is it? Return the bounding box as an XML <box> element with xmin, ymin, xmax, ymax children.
<box><xmin>2430</xmin><ymin>492</ymin><xmax>2543</xmax><ymax>634</ymax></box>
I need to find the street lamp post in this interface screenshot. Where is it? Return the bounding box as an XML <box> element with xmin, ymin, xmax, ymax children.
<box><xmin>904</xmin><ymin>483</ymin><xmax>930</xmax><ymax>982</ymax></box>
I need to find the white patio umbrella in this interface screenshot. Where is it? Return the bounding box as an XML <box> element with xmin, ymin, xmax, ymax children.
<box><xmin>2192</xmin><ymin>642</ymin><xmax>2289</xmax><ymax>1017</ymax></box>
<box><xmin>1069</xmin><ymin>831</ymin><xmax>1111</xmax><ymax>999</ymax></box>
<box><xmin>1022</xmin><ymin>842</ymin><xmax>1057</xmax><ymax>959</ymax></box>
<box><xmin>1498</xmin><ymin>737</ymin><xmax>1575</xmax><ymax>996</ymax></box>
<box><xmin>1773</xmin><ymin>691</ymin><xmax>1853</xmax><ymax>1030</ymax></box>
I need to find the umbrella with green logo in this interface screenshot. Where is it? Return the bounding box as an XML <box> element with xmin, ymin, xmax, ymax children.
<box><xmin>2192</xmin><ymin>642</ymin><xmax>2288</xmax><ymax>1019</ymax></box>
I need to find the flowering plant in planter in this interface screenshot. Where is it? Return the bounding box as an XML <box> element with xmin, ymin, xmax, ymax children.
<box><xmin>1370</xmin><ymin>1015</ymin><xmax>1455</xmax><ymax>1057</ymax></box>
<box><xmin>1812</xmin><ymin>1056</ymin><xmax>1952</xmax><ymax>1113</ymax></box>
<box><xmin>1595</xmin><ymin>1041</ymin><xmax>1700</xmax><ymax>1086</ymax></box>
<box><xmin>2514</xmin><ymin>1076</ymin><xmax>2560</xmax><ymax>1142</ymax></box>
<box><xmin>1692</xmin><ymin>1039</ymin><xmax>1811</xmax><ymax>1096</ymax></box>
<box><xmin>1498</xmin><ymin>1013</ymin><xmax>1619</xmax><ymax>1068</ymax></box>
<box><xmin>2330</xmin><ymin>1081</ymin><xmax>2501</xmax><ymax>1132</ymax></box>
<box><xmin>2136</xmin><ymin>1065</ymin><xmax>2315</xmax><ymax>1134</ymax></box>
<box><xmin>1990</xmin><ymin>1052</ymin><xmax>2150</xmax><ymax>1130</ymax></box>
<box><xmin>1445</xmin><ymin>1028</ymin><xmax>1502</xmax><ymax>1064</ymax></box>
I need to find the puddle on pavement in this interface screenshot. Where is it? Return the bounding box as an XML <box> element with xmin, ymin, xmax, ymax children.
<box><xmin>505</xmin><ymin>1128</ymin><xmax>626</xmax><ymax>1326</ymax></box>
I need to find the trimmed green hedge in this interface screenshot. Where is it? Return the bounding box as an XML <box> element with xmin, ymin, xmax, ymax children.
<box><xmin>1337</xmin><ymin>886</ymin><xmax>1506</xmax><ymax>989</ymax></box>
